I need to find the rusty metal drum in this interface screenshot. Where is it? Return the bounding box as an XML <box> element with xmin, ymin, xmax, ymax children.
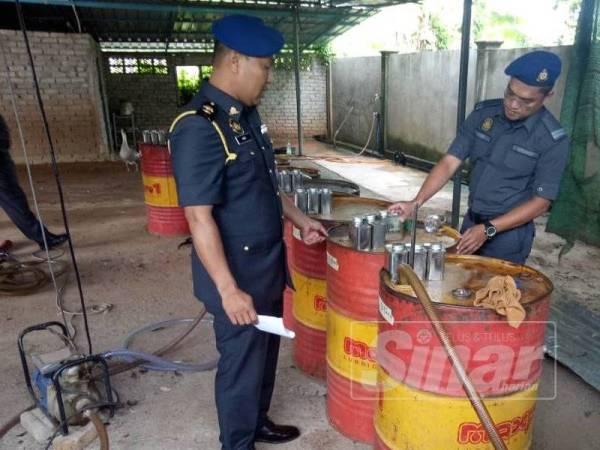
<box><xmin>325</xmin><ymin>224</ymin><xmax>459</xmax><ymax>443</ymax></box>
<box><xmin>292</xmin><ymin>196</ymin><xmax>389</xmax><ymax>379</ymax></box>
<box><xmin>375</xmin><ymin>254</ymin><xmax>553</xmax><ymax>450</ymax></box>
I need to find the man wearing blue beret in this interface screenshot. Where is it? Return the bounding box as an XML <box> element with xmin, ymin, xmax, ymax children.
<box><xmin>169</xmin><ymin>14</ymin><xmax>327</xmax><ymax>450</ymax></box>
<box><xmin>389</xmin><ymin>50</ymin><xmax>570</xmax><ymax>264</ymax></box>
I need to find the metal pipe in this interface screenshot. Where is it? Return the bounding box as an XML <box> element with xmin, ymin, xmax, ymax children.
<box><xmin>409</xmin><ymin>202</ymin><xmax>418</xmax><ymax>268</ymax></box>
<box><xmin>0</xmin><ymin>0</ymin><xmax>350</xmax><ymax>18</ymax></box>
<box><xmin>451</xmin><ymin>0</ymin><xmax>473</xmax><ymax>229</ymax></box>
<box><xmin>293</xmin><ymin>2</ymin><xmax>304</xmax><ymax>156</ymax></box>
<box><xmin>396</xmin><ymin>264</ymin><xmax>508</xmax><ymax>450</ymax></box>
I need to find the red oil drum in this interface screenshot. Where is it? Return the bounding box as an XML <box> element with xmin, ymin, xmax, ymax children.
<box><xmin>140</xmin><ymin>143</ymin><xmax>189</xmax><ymax>236</ymax></box>
<box><xmin>375</xmin><ymin>254</ymin><xmax>553</xmax><ymax>450</ymax></box>
<box><xmin>325</xmin><ymin>224</ymin><xmax>459</xmax><ymax>443</ymax></box>
<box><xmin>292</xmin><ymin>196</ymin><xmax>389</xmax><ymax>379</ymax></box>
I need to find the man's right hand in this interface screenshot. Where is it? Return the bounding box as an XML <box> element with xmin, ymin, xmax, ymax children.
<box><xmin>388</xmin><ymin>200</ymin><xmax>418</xmax><ymax>220</ymax></box>
<box><xmin>221</xmin><ymin>285</ymin><xmax>258</xmax><ymax>325</ymax></box>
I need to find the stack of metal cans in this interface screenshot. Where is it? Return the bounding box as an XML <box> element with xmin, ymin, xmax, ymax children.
<box><xmin>294</xmin><ymin>187</ymin><xmax>332</xmax><ymax>215</ymax></box>
<box><xmin>142</xmin><ymin>129</ymin><xmax>168</xmax><ymax>145</ymax></box>
<box><xmin>347</xmin><ymin>210</ymin><xmax>405</xmax><ymax>251</ymax></box>
<box><xmin>278</xmin><ymin>169</ymin><xmax>306</xmax><ymax>194</ymax></box>
<box><xmin>385</xmin><ymin>242</ymin><xmax>445</xmax><ymax>282</ymax></box>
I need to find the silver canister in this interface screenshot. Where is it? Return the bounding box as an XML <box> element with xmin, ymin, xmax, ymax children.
<box><xmin>412</xmin><ymin>244</ymin><xmax>428</xmax><ymax>280</ymax></box>
<box><xmin>142</xmin><ymin>130</ymin><xmax>151</xmax><ymax>143</ymax></box>
<box><xmin>150</xmin><ymin>130</ymin><xmax>159</xmax><ymax>145</ymax></box>
<box><xmin>389</xmin><ymin>244</ymin><xmax>406</xmax><ymax>283</ymax></box>
<box><xmin>367</xmin><ymin>215</ymin><xmax>386</xmax><ymax>250</ymax></box>
<box><xmin>307</xmin><ymin>188</ymin><xmax>321</xmax><ymax>214</ymax></box>
<box><xmin>291</xmin><ymin>170</ymin><xmax>304</xmax><ymax>191</ymax></box>
<box><xmin>349</xmin><ymin>216</ymin><xmax>372</xmax><ymax>251</ymax></box>
<box><xmin>428</xmin><ymin>243</ymin><xmax>446</xmax><ymax>281</ymax></box>
<box><xmin>386</xmin><ymin>212</ymin><xmax>403</xmax><ymax>233</ymax></box>
<box><xmin>320</xmin><ymin>188</ymin><xmax>332</xmax><ymax>215</ymax></box>
<box><xmin>158</xmin><ymin>130</ymin><xmax>167</xmax><ymax>145</ymax></box>
<box><xmin>294</xmin><ymin>188</ymin><xmax>308</xmax><ymax>213</ymax></box>
<box><xmin>280</xmin><ymin>170</ymin><xmax>292</xmax><ymax>193</ymax></box>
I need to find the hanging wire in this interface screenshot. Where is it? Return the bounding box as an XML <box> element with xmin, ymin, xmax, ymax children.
<box><xmin>69</xmin><ymin>0</ymin><xmax>83</xmax><ymax>34</ymax></box>
<box><xmin>13</xmin><ymin>0</ymin><xmax>93</xmax><ymax>355</ymax></box>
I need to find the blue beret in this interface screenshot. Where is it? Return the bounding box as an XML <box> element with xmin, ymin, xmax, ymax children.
<box><xmin>505</xmin><ymin>50</ymin><xmax>562</xmax><ymax>88</ymax></box>
<box><xmin>212</xmin><ymin>15</ymin><xmax>284</xmax><ymax>57</ymax></box>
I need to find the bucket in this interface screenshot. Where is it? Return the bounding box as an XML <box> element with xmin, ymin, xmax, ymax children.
<box><xmin>292</xmin><ymin>196</ymin><xmax>390</xmax><ymax>379</ymax></box>
<box><xmin>325</xmin><ymin>223</ymin><xmax>459</xmax><ymax>443</ymax></box>
<box><xmin>375</xmin><ymin>254</ymin><xmax>552</xmax><ymax>449</ymax></box>
<box><xmin>140</xmin><ymin>143</ymin><xmax>190</xmax><ymax>236</ymax></box>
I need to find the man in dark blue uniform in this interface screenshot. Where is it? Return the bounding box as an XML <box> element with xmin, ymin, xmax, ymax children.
<box><xmin>390</xmin><ymin>50</ymin><xmax>570</xmax><ymax>264</ymax></box>
<box><xmin>0</xmin><ymin>113</ymin><xmax>68</xmax><ymax>251</ymax></box>
<box><xmin>169</xmin><ymin>15</ymin><xmax>327</xmax><ymax>450</ymax></box>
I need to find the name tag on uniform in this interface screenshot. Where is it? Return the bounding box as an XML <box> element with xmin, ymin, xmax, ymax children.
<box><xmin>260</xmin><ymin>124</ymin><xmax>268</xmax><ymax>134</ymax></box>
<box><xmin>235</xmin><ymin>133</ymin><xmax>253</xmax><ymax>145</ymax></box>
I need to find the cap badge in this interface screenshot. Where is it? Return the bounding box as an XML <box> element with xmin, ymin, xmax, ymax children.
<box><xmin>229</xmin><ymin>119</ymin><xmax>244</xmax><ymax>135</ymax></box>
<box><xmin>537</xmin><ymin>68</ymin><xmax>548</xmax><ymax>83</ymax></box>
<box><xmin>481</xmin><ymin>117</ymin><xmax>493</xmax><ymax>132</ymax></box>
<box><xmin>229</xmin><ymin>106</ymin><xmax>240</xmax><ymax>116</ymax></box>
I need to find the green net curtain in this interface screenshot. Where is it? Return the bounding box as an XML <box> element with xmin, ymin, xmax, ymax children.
<box><xmin>547</xmin><ymin>0</ymin><xmax>600</xmax><ymax>246</ymax></box>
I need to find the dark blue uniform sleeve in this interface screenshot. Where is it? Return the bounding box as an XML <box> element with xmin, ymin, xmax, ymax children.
<box><xmin>533</xmin><ymin>138</ymin><xmax>571</xmax><ymax>201</ymax></box>
<box><xmin>447</xmin><ymin>110</ymin><xmax>480</xmax><ymax>160</ymax></box>
<box><xmin>170</xmin><ymin>115</ymin><xmax>226</xmax><ymax>206</ymax></box>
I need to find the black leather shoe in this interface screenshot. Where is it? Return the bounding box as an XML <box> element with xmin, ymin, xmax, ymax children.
<box><xmin>255</xmin><ymin>418</ymin><xmax>300</xmax><ymax>444</ymax></box>
<box><xmin>41</xmin><ymin>233</ymin><xmax>68</xmax><ymax>250</ymax></box>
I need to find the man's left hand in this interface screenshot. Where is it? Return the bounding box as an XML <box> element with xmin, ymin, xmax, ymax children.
<box><xmin>456</xmin><ymin>224</ymin><xmax>487</xmax><ymax>255</ymax></box>
<box><xmin>300</xmin><ymin>218</ymin><xmax>328</xmax><ymax>245</ymax></box>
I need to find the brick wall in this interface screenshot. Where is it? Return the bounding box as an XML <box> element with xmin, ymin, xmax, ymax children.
<box><xmin>260</xmin><ymin>59</ymin><xmax>327</xmax><ymax>139</ymax></box>
<box><xmin>0</xmin><ymin>30</ymin><xmax>108</xmax><ymax>164</ymax></box>
<box><xmin>102</xmin><ymin>53</ymin><xmax>327</xmax><ymax>140</ymax></box>
<box><xmin>102</xmin><ymin>54</ymin><xmax>181</xmax><ymax>132</ymax></box>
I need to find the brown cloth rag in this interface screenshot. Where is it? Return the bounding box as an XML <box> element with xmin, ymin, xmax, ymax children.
<box><xmin>474</xmin><ymin>275</ymin><xmax>525</xmax><ymax>328</ymax></box>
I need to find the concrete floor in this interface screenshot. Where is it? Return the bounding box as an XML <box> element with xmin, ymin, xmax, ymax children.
<box><xmin>1</xmin><ymin>141</ymin><xmax>599</xmax><ymax>449</ymax></box>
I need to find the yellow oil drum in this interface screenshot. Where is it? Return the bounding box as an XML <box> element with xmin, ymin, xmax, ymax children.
<box><xmin>325</xmin><ymin>223</ymin><xmax>459</xmax><ymax>443</ymax></box>
<box><xmin>375</xmin><ymin>254</ymin><xmax>553</xmax><ymax>450</ymax></box>
<box><xmin>292</xmin><ymin>196</ymin><xmax>390</xmax><ymax>379</ymax></box>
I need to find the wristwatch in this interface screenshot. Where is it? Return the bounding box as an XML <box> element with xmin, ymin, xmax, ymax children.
<box><xmin>483</xmin><ymin>220</ymin><xmax>497</xmax><ymax>240</ymax></box>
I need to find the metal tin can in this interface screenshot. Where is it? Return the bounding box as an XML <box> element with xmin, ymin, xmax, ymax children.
<box><xmin>307</xmin><ymin>188</ymin><xmax>321</xmax><ymax>214</ymax></box>
<box><xmin>389</xmin><ymin>244</ymin><xmax>406</xmax><ymax>283</ymax></box>
<box><xmin>158</xmin><ymin>130</ymin><xmax>167</xmax><ymax>145</ymax></box>
<box><xmin>280</xmin><ymin>170</ymin><xmax>292</xmax><ymax>193</ymax></box>
<box><xmin>150</xmin><ymin>130</ymin><xmax>159</xmax><ymax>145</ymax></box>
<box><xmin>412</xmin><ymin>244</ymin><xmax>428</xmax><ymax>280</ymax></box>
<box><xmin>349</xmin><ymin>216</ymin><xmax>372</xmax><ymax>251</ymax></box>
<box><xmin>427</xmin><ymin>243</ymin><xmax>445</xmax><ymax>281</ymax></box>
<box><xmin>386</xmin><ymin>213</ymin><xmax>403</xmax><ymax>233</ymax></box>
<box><xmin>367</xmin><ymin>215</ymin><xmax>386</xmax><ymax>250</ymax></box>
<box><xmin>320</xmin><ymin>188</ymin><xmax>332</xmax><ymax>215</ymax></box>
<box><xmin>142</xmin><ymin>130</ymin><xmax>151</xmax><ymax>143</ymax></box>
<box><xmin>295</xmin><ymin>188</ymin><xmax>308</xmax><ymax>213</ymax></box>
<box><xmin>291</xmin><ymin>170</ymin><xmax>304</xmax><ymax>191</ymax></box>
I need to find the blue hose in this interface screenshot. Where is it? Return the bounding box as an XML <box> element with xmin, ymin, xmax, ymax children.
<box><xmin>103</xmin><ymin>317</ymin><xmax>218</xmax><ymax>372</ymax></box>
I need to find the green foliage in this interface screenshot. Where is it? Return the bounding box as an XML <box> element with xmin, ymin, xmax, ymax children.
<box><xmin>473</xmin><ymin>0</ymin><xmax>530</xmax><ymax>47</ymax></box>
<box><xmin>177</xmin><ymin>66</ymin><xmax>201</xmax><ymax>106</ymax></box>
<box><xmin>273</xmin><ymin>44</ymin><xmax>335</xmax><ymax>71</ymax></box>
<box><xmin>411</xmin><ymin>10</ymin><xmax>451</xmax><ymax>50</ymax></box>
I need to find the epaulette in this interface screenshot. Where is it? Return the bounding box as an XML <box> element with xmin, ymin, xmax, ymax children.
<box><xmin>541</xmin><ymin>113</ymin><xmax>567</xmax><ymax>142</ymax></box>
<box><xmin>167</xmin><ymin>101</ymin><xmax>237</xmax><ymax>164</ymax></box>
<box><xmin>474</xmin><ymin>98</ymin><xmax>503</xmax><ymax>111</ymax></box>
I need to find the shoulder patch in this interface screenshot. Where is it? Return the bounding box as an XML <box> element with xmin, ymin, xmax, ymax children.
<box><xmin>474</xmin><ymin>98</ymin><xmax>503</xmax><ymax>111</ymax></box>
<box><xmin>197</xmin><ymin>101</ymin><xmax>217</xmax><ymax>121</ymax></box>
<box><xmin>541</xmin><ymin>114</ymin><xmax>567</xmax><ymax>142</ymax></box>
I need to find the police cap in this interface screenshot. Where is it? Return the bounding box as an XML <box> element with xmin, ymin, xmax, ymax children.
<box><xmin>505</xmin><ymin>50</ymin><xmax>562</xmax><ymax>88</ymax></box>
<box><xmin>212</xmin><ymin>15</ymin><xmax>284</xmax><ymax>58</ymax></box>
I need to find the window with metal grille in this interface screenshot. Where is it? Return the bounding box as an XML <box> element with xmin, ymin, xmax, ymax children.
<box><xmin>108</xmin><ymin>57</ymin><xmax>168</xmax><ymax>75</ymax></box>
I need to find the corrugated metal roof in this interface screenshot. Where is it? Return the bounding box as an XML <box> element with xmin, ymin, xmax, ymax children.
<box><xmin>0</xmin><ymin>0</ymin><xmax>416</xmax><ymax>51</ymax></box>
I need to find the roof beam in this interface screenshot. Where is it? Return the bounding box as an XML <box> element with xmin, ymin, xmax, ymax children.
<box><xmin>0</xmin><ymin>0</ymin><xmax>363</xmax><ymax>18</ymax></box>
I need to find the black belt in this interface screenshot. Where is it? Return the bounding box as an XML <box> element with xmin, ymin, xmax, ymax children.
<box><xmin>467</xmin><ymin>210</ymin><xmax>495</xmax><ymax>224</ymax></box>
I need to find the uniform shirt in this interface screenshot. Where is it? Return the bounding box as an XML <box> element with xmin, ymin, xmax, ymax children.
<box><xmin>448</xmin><ymin>99</ymin><xmax>570</xmax><ymax>217</ymax></box>
<box><xmin>0</xmin><ymin>114</ymin><xmax>10</xmax><ymax>153</ymax></box>
<box><xmin>170</xmin><ymin>81</ymin><xmax>289</xmax><ymax>309</ymax></box>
